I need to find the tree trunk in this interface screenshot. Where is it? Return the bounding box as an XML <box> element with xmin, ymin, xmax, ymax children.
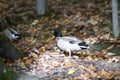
<box><xmin>0</xmin><ymin>36</ymin><xmax>24</xmax><ymax>62</ymax></box>
<box><xmin>36</xmin><ymin>0</ymin><xmax>48</xmax><ymax>15</ymax></box>
<box><xmin>112</xmin><ymin>0</ymin><xmax>119</xmax><ymax>37</ymax></box>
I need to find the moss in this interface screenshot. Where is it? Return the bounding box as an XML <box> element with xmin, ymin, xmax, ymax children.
<box><xmin>109</xmin><ymin>45</ymin><xmax>120</xmax><ymax>56</ymax></box>
<box><xmin>0</xmin><ymin>35</ymin><xmax>9</xmax><ymax>42</ymax></box>
<box><xmin>100</xmin><ymin>12</ymin><xmax>112</xmax><ymax>19</ymax></box>
<box><xmin>0</xmin><ymin>57</ymin><xmax>18</xmax><ymax>80</ymax></box>
<box><xmin>93</xmin><ymin>42</ymin><xmax>120</xmax><ymax>55</ymax></box>
<box><xmin>0</xmin><ymin>69</ymin><xmax>18</xmax><ymax>80</ymax></box>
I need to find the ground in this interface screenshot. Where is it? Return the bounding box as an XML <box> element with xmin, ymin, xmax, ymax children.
<box><xmin>0</xmin><ymin>0</ymin><xmax>120</xmax><ymax>80</ymax></box>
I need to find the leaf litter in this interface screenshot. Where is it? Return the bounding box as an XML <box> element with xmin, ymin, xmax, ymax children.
<box><xmin>0</xmin><ymin>0</ymin><xmax>120</xmax><ymax>80</ymax></box>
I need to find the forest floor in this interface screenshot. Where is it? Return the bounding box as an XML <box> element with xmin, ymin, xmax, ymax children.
<box><xmin>0</xmin><ymin>0</ymin><xmax>120</xmax><ymax>80</ymax></box>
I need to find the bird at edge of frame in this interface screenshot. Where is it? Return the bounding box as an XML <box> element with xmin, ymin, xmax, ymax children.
<box><xmin>54</xmin><ymin>28</ymin><xmax>90</xmax><ymax>58</ymax></box>
<box><xmin>3</xmin><ymin>16</ymin><xmax>21</xmax><ymax>41</ymax></box>
<box><xmin>0</xmin><ymin>18</ymin><xmax>6</xmax><ymax>32</ymax></box>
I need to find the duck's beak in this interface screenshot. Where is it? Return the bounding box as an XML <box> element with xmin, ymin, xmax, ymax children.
<box><xmin>46</xmin><ymin>36</ymin><xmax>55</xmax><ymax>42</ymax></box>
<box><xmin>51</xmin><ymin>36</ymin><xmax>55</xmax><ymax>40</ymax></box>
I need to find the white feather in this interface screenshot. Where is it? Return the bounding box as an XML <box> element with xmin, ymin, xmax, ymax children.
<box><xmin>56</xmin><ymin>36</ymin><xmax>89</xmax><ymax>52</ymax></box>
<box><xmin>54</xmin><ymin>29</ymin><xmax>90</xmax><ymax>57</ymax></box>
<box><xmin>4</xmin><ymin>28</ymin><xmax>20</xmax><ymax>40</ymax></box>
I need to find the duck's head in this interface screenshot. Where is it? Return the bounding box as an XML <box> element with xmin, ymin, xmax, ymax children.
<box><xmin>5</xmin><ymin>16</ymin><xmax>12</xmax><ymax>27</ymax></box>
<box><xmin>5</xmin><ymin>16</ymin><xmax>11</xmax><ymax>26</ymax></box>
<box><xmin>54</xmin><ymin>28</ymin><xmax>62</xmax><ymax>37</ymax></box>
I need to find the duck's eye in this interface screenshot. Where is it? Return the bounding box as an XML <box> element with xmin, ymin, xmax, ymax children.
<box><xmin>69</xmin><ymin>41</ymin><xmax>75</xmax><ymax>44</ymax></box>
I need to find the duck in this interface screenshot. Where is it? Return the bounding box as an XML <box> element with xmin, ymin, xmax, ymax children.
<box><xmin>3</xmin><ymin>16</ymin><xmax>21</xmax><ymax>41</ymax></box>
<box><xmin>4</xmin><ymin>28</ymin><xmax>21</xmax><ymax>40</ymax></box>
<box><xmin>54</xmin><ymin>28</ymin><xmax>90</xmax><ymax>57</ymax></box>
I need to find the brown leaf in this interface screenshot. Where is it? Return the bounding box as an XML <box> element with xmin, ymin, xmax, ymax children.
<box><xmin>88</xmin><ymin>64</ymin><xmax>96</xmax><ymax>72</ymax></box>
<box><xmin>23</xmin><ymin>57</ymin><xmax>29</xmax><ymax>60</ymax></box>
<box><xmin>30</xmin><ymin>52</ymin><xmax>39</xmax><ymax>58</ymax></box>
<box><xmin>64</xmin><ymin>59</ymin><xmax>74</xmax><ymax>68</ymax></box>
<box><xmin>103</xmin><ymin>71</ymin><xmax>113</xmax><ymax>79</ymax></box>
<box><xmin>51</xmin><ymin>61</ymin><xmax>60</xmax><ymax>67</ymax></box>
<box><xmin>25</xmin><ymin>59</ymin><xmax>33</xmax><ymax>65</ymax></box>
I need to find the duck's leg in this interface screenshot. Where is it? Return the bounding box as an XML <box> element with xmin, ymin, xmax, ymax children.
<box><xmin>68</xmin><ymin>51</ymin><xmax>71</xmax><ymax>58</ymax></box>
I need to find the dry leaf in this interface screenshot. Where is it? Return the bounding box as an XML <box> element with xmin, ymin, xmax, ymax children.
<box><xmin>25</xmin><ymin>59</ymin><xmax>33</xmax><ymax>64</ymax></box>
<box><xmin>84</xmin><ymin>73</ymin><xmax>92</xmax><ymax>79</ymax></box>
<box><xmin>32</xmin><ymin>20</ymin><xmax>39</xmax><ymax>25</ymax></box>
<box><xmin>103</xmin><ymin>71</ymin><xmax>113</xmax><ymax>79</ymax></box>
<box><xmin>51</xmin><ymin>61</ymin><xmax>60</xmax><ymax>67</ymax></box>
<box><xmin>64</xmin><ymin>59</ymin><xmax>74</xmax><ymax>67</ymax></box>
<box><xmin>30</xmin><ymin>52</ymin><xmax>38</xmax><ymax>58</ymax></box>
<box><xmin>39</xmin><ymin>47</ymin><xmax>46</xmax><ymax>52</ymax></box>
<box><xmin>87</xmin><ymin>19</ymin><xmax>98</xmax><ymax>25</ymax></box>
<box><xmin>105</xmin><ymin>45</ymin><xmax>113</xmax><ymax>51</ymax></box>
<box><xmin>23</xmin><ymin>57</ymin><xmax>29</xmax><ymax>60</ymax></box>
<box><xmin>88</xmin><ymin>64</ymin><xmax>96</xmax><ymax>72</ymax></box>
<box><xmin>67</xmin><ymin>68</ymin><xmax>75</xmax><ymax>74</ymax></box>
<box><xmin>85</xmin><ymin>56</ymin><xmax>93</xmax><ymax>61</ymax></box>
<box><xmin>79</xmin><ymin>68</ymin><xmax>85</xmax><ymax>74</ymax></box>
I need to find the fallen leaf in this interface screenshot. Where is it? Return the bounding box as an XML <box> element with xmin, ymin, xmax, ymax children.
<box><xmin>64</xmin><ymin>59</ymin><xmax>74</xmax><ymax>67</ymax></box>
<box><xmin>85</xmin><ymin>56</ymin><xmax>93</xmax><ymax>61</ymax></box>
<box><xmin>51</xmin><ymin>61</ymin><xmax>60</xmax><ymax>67</ymax></box>
<box><xmin>32</xmin><ymin>20</ymin><xmax>39</xmax><ymax>25</ymax></box>
<box><xmin>30</xmin><ymin>52</ymin><xmax>39</xmax><ymax>58</ymax></box>
<box><xmin>67</xmin><ymin>68</ymin><xmax>75</xmax><ymax>74</ymax></box>
<box><xmin>87</xmin><ymin>19</ymin><xmax>98</xmax><ymax>25</ymax></box>
<box><xmin>88</xmin><ymin>64</ymin><xmax>96</xmax><ymax>72</ymax></box>
<box><xmin>103</xmin><ymin>71</ymin><xmax>113</xmax><ymax>79</ymax></box>
<box><xmin>105</xmin><ymin>45</ymin><xmax>113</xmax><ymax>51</ymax></box>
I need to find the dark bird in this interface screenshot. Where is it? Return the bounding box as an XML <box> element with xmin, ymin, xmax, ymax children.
<box><xmin>4</xmin><ymin>16</ymin><xmax>21</xmax><ymax>40</ymax></box>
<box><xmin>5</xmin><ymin>16</ymin><xmax>11</xmax><ymax>26</ymax></box>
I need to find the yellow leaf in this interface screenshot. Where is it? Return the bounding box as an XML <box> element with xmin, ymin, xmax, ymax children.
<box><xmin>85</xmin><ymin>56</ymin><xmax>93</xmax><ymax>60</ymax></box>
<box><xmin>67</xmin><ymin>68</ymin><xmax>75</xmax><ymax>74</ymax></box>
<box><xmin>106</xmin><ymin>34</ymin><xmax>110</xmax><ymax>40</ymax></box>
<box><xmin>32</xmin><ymin>20</ymin><xmax>39</xmax><ymax>25</ymax></box>
<box><xmin>106</xmin><ymin>45</ymin><xmax>113</xmax><ymax>51</ymax></box>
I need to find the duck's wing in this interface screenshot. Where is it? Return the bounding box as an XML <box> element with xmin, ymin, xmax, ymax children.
<box><xmin>78</xmin><ymin>42</ymin><xmax>89</xmax><ymax>49</ymax></box>
<box><xmin>9</xmin><ymin>28</ymin><xmax>20</xmax><ymax>36</ymax></box>
<box><xmin>62</xmin><ymin>36</ymin><xmax>83</xmax><ymax>43</ymax></box>
<box><xmin>62</xmin><ymin>36</ymin><xmax>90</xmax><ymax>49</ymax></box>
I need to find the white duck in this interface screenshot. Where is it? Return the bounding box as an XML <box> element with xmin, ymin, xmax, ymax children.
<box><xmin>4</xmin><ymin>16</ymin><xmax>21</xmax><ymax>41</ymax></box>
<box><xmin>54</xmin><ymin>28</ymin><xmax>90</xmax><ymax>57</ymax></box>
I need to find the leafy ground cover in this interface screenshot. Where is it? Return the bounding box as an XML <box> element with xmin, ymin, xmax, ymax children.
<box><xmin>0</xmin><ymin>0</ymin><xmax>120</xmax><ymax>80</ymax></box>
